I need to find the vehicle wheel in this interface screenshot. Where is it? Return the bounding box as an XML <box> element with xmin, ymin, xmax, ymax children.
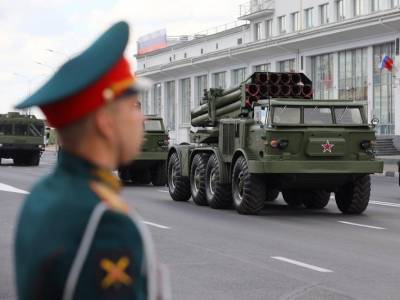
<box><xmin>205</xmin><ymin>154</ymin><xmax>232</xmax><ymax>209</ymax></box>
<box><xmin>335</xmin><ymin>175</ymin><xmax>371</xmax><ymax>214</ymax></box>
<box><xmin>151</xmin><ymin>162</ymin><xmax>167</xmax><ymax>186</ymax></box>
<box><xmin>13</xmin><ymin>156</ymin><xmax>24</xmax><ymax>166</ymax></box>
<box><xmin>135</xmin><ymin>170</ymin><xmax>151</xmax><ymax>184</ymax></box>
<box><xmin>302</xmin><ymin>190</ymin><xmax>331</xmax><ymax>209</ymax></box>
<box><xmin>232</xmin><ymin>156</ymin><xmax>265</xmax><ymax>215</ymax></box>
<box><xmin>190</xmin><ymin>154</ymin><xmax>209</xmax><ymax>206</ymax></box>
<box><xmin>282</xmin><ymin>190</ymin><xmax>303</xmax><ymax>207</ymax></box>
<box><xmin>118</xmin><ymin>168</ymin><xmax>130</xmax><ymax>182</ymax></box>
<box><xmin>265</xmin><ymin>189</ymin><xmax>279</xmax><ymax>202</ymax></box>
<box><xmin>28</xmin><ymin>152</ymin><xmax>40</xmax><ymax>166</ymax></box>
<box><xmin>168</xmin><ymin>152</ymin><xmax>191</xmax><ymax>202</ymax></box>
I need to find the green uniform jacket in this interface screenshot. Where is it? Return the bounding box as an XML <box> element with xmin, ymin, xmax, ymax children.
<box><xmin>15</xmin><ymin>151</ymin><xmax>147</xmax><ymax>299</ymax></box>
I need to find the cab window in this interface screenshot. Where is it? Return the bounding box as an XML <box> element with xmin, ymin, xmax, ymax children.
<box><xmin>334</xmin><ymin>107</ymin><xmax>363</xmax><ymax>124</ymax></box>
<box><xmin>273</xmin><ymin>106</ymin><xmax>301</xmax><ymax>124</ymax></box>
<box><xmin>144</xmin><ymin>120</ymin><xmax>163</xmax><ymax>131</ymax></box>
<box><xmin>304</xmin><ymin>107</ymin><xmax>333</xmax><ymax>124</ymax></box>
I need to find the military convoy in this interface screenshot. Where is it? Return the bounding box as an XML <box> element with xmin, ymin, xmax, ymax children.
<box><xmin>166</xmin><ymin>72</ymin><xmax>383</xmax><ymax>215</ymax></box>
<box><xmin>118</xmin><ymin>116</ymin><xmax>169</xmax><ymax>186</ymax></box>
<box><xmin>0</xmin><ymin>112</ymin><xmax>46</xmax><ymax>166</ymax></box>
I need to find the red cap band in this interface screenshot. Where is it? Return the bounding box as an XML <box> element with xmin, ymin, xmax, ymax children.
<box><xmin>42</xmin><ymin>57</ymin><xmax>134</xmax><ymax>128</ymax></box>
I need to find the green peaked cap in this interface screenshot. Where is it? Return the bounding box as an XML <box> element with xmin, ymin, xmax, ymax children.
<box><xmin>15</xmin><ymin>21</ymin><xmax>130</xmax><ymax>109</ymax></box>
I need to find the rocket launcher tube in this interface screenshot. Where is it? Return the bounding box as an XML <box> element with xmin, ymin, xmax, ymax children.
<box><xmin>280</xmin><ymin>85</ymin><xmax>292</xmax><ymax>97</ymax></box>
<box><xmin>191</xmin><ymin>89</ymin><xmax>241</xmax><ymax>118</ymax></box>
<box><xmin>302</xmin><ymin>84</ymin><xmax>313</xmax><ymax>99</ymax></box>
<box><xmin>279</xmin><ymin>73</ymin><xmax>291</xmax><ymax>85</ymax></box>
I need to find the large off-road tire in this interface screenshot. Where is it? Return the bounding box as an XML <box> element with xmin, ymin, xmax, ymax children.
<box><xmin>28</xmin><ymin>152</ymin><xmax>40</xmax><ymax>166</ymax></box>
<box><xmin>13</xmin><ymin>156</ymin><xmax>24</xmax><ymax>166</ymax></box>
<box><xmin>335</xmin><ymin>175</ymin><xmax>371</xmax><ymax>214</ymax></box>
<box><xmin>167</xmin><ymin>152</ymin><xmax>191</xmax><ymax>202</ymax></box>
<box><xmin>302</xmin><ymin>190</ymin><xmax>331</xmax><ymax>209</ymax></box>
<box><xmin>282</xmin><ymin>190</ymin><xmax>303</xmax><ymax>207</ymax></box>
<box><xmin>190</xmin><ymin>154</ymin><xmax>209</xmax><ymax>206</ymax></box>
<box><xmin>205</xmin><ymin>154</ymin><xmax>232</xmax><ymax>209</ymax></box>
<box><xmin>265</xmin><ymin>189</ymin><xmax>280</xmax><ymax>202</ymax></box>
<box><xmin>151</xmin><ymin>162</ymin><xmax>167</xmax><ymax>186</ymax></box>
<box><xmin>232</xmin><ymin>156</ymin><xmax>265</xmax><ymax>215</ymax></box>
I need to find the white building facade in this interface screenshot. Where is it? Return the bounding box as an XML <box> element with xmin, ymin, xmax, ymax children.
<box><xmin>136</xmin><ymin>0</ymin><xmax>400</xmax><ymax>144</ymax></box>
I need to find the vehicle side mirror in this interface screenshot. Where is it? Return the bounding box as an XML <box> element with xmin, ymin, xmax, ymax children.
<box><xmin>371</xmin><ymin>117</ymin><xmax>379</xmax><ymax>127</ymax></box>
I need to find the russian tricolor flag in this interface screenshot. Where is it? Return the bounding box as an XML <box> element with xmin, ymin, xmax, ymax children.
<box><xmin>379</xmin><ymin>55</ymin><xmax>394</xmax><ymax>71</ymax></box>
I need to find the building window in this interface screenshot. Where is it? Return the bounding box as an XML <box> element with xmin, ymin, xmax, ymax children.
<box><xmin>373</xmin><ymin>42</ymin><xmax>395</xmax><ymax>135</ymax></box>
<box><xmin>184</xmin><ymin>53</ymin><xmax>187</xmax><ymax>58</ymax></box>
<box><xmin>212</xmin><ymin>72</ymin><xmax>226</xmax><ymax>89</ymax></box>
<box><xmin>201</xmin><ymin>48</ymin><xmax>204</xmax><ymax>54</ymax></box>
<box><xmin>216</xmin><ymin>43</ymin><xmax>219</xmax><ymax>49</ymax></box>
<box><xmin>237</xmin><ymin>38</ymin><xmax>243</xmax><ymax>45</ymax></box>
<box><xmin>180</xmin><ymin>78</ymin><xmax>191</xmax><ymax>124</ymax></box>
<box><xmin>266</xmin><ymin>19</ymin><xmax>273</xmax><ymax>38</ymax></box>
<box><xmin>255</xmin><ymin>64</ymin><xmax>271</xmax><ymax>72</ymax></box>
<box><xmin>255</xmin><ymin>22</ymin><xmax>262</xmax><ymax>41</ymax></box>
<box><xmin>165</xmin><ymin>81</ymin><xmax>176</xmax><ymax>130</ymax></box>
<box><xmin>354</xmin><ymin>0</ymin><xmax>366</xmax><ymax>16</ymax></box>
<box><xmin>195</xmin><ymin>75</ymin><xmax>208</xmax><ymax>107</ymax></box>
<box><xmin>278</xmin><ymin>16</ymin><xmax>286</xmax><ymax>34</ymax></box>
<box><xmin>139</xmin><ymin>90</ymin><xmax>150</xmax><ymax>114</ymax></box>
<box><xmin>292</xmin><ymin>12</ymin><xmax>300</xmax><ymax>31</ymax></box>
<box><xmin>305</xmin><ymin>7</ymin><xmax>314</xmax><ymax>29</ymax></box>
<box><xmin>279</xmin><ymin>59</ymin><xmax>296</xmax><ymax>72</ymax></box>
<box><xmin>152</xmin><ymin>83</ymin><xmax>162</xmax><ymax>115</ymax></box>
<box><xmin>312</xmin><ymin>53</ymin><xmax>334</xmax><ymax>100</ymax></box>
<box><xmin>336</xmin><ymin>0</ymin><xmax>345</xmax><ymax>20</ymax></box>
<box><xmin>320</xmin><ymin>3</ymin><xmax>329</xmax><ymax>25</ymax></box>
<box><xmin>232</xmin><ymin>68</ymin><xmax>247</xmax><ymax>86</ymax></box>
<box><xmin>338</xmin><ymin>48</ymin><xmax>368</xmax><ymax>103</ymax></box>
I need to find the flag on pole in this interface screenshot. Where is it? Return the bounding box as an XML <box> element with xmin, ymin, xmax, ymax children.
<box><xmin>379</xmin><ymin>55</ymin><xmax>394</xmax><ymax>71</ymax></box>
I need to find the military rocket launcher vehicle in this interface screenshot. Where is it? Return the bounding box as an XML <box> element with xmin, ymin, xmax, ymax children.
<box><xmin>167</xmin><ymin>72</ymin><xmax>383</xmax><ymax>215</ymax></box>
<box><xmin>0</xmin><ymin>112</ymin><xmax>45</xmax><ymax>166</ymax></box>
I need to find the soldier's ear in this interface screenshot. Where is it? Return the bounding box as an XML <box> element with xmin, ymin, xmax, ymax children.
<box><xmin>93</xmin><ymin>108</ymin><xmax>115</xmax><ymax>143</ymax></box>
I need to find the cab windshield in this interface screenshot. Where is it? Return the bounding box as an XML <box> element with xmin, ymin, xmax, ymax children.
<box><xmin>273</xmin><ymin>106</ymin><xmax>301</xmax><ymax>124</ymax></box>
<box><xmin>334</xmin><ymin>107</ymin><xmax>363</xmax><ymax>124</ymax></box>
<box><xmin>304</xmin><ymin>107</ymin><xmax>333</xmax><ymax>124</ymax></box>
<box><xmin>144</xmin><ymin>120</ymin><xmax>163</xmax><ymax>131</ymax></box>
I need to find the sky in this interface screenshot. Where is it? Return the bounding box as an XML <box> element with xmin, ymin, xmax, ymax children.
<box><xmin>0</xmin><ymin>0</ymin><xmax>243</xmax><ymax>115</ymax></box>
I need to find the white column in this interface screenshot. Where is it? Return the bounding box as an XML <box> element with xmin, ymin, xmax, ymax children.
<box><xmin>367</xmin><ymin>46</ymin><xmax>375</xmax><ymax>121</ymax></box>
<box><xmin>394</xmin><ymin>56</ymin><xmax>400</xmax><ymax>135</ymax></box>
<box><xmin>345</xmin><ymin>0</ymin><xmax>354</xmax><ymax>19</ymax></box>
<box><xmin>333</xmin><ymin>52</ymin><xmax>339</xmax><ymax>99</ymax></box>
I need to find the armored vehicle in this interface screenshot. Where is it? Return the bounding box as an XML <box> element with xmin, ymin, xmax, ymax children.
<box><xmin>167</xmin><ymin>72</ymin><xmax>383</xmax><ymax>215</ymax></box>
<box><xmin>118</xmin><ymin>116</ymin><xmax>169</xmax><ymax>186</ymax></box>
<box><xmin>0</xmin><ymin>112</ymin><xmax>45</xmax><ymax>166</ymax></box>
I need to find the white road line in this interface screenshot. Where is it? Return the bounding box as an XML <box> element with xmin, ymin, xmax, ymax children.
<box><xmin>370</xmin><ymin>201</ymin><xmax>400</xmax><ymax>208</ymax></box>
<box><xmin>0</xmin><ymin>183</ymin><xmax>29</xmax><ymax>195</ymax></box>
<box><xmin>271</xmin><ymin>256</ymin><xmax>333</xmax><ymax>273</ymax></box>
<box><xmin>142</xmin><ymin>221</ymin><xmax>170</xmax><ymax>229</ymax></box>
<box><xmin>338</xmin><ymin>221</ymin><xmax>386</xmax><ymax>230</ymax></box>
<box><xmin>157</xmin><ymin>190</ymin><xmax>169</xmax><ymax>193</ymax></box>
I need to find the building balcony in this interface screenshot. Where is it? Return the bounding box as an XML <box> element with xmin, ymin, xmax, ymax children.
<box><xmin>239</xmin><ymin>0</ymin><xmax>274</xmax><ymax>20</ymax></box>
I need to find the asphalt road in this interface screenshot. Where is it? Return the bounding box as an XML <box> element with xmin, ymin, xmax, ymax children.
<box><xmin>0</xmin><ymin>151</ymin><xmax>399</xmax><ymax>300</ymax></box>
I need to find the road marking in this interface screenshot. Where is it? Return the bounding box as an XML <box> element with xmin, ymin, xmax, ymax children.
<box><xmin>157</xmin><ymin>190</ymin><xmax>169</xmax><ymax>193</ymax></box>
<box><xmin>271</xmin><ymin>256</ymin><xmax>333</xmax><ymax>273</ymax></box>
<box><xmin>142</xmin><ymin>221</ymin><xmax>170</xmax><ymax>229</ymax></box>
<box><xmin>370</xmin><ymin>201</ymin><xmax>400</xmax><ymax>208</ymax></box>
<box><xmin>0</xmin><ymin>183</ymin><xmax>29</xmax><ymax>195</ymax></box>
<box><xmin>338</xmin><ymin>221</ymin><xmax>386</xmax><ymax>230</ymax></box>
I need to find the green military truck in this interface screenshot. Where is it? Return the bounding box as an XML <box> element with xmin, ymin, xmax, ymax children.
<box><xmin>167</xmin><ymin>72</ymin><xmax>383</xmax><ymax>215</ymax></box>
<box><xmin>0</xmin><ymin>112</ymin><xmax>46</xmax><ymax>166</ymax></box>
<box><xmin>118</xmin><ymin>116</ymin><xmax>169</xmax><ymax>186</ymax></box>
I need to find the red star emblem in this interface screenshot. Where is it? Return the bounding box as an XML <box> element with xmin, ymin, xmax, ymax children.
<box><xmin>321</xmin><ymin>140</ymin><xmax>334</xmax><ymax>153</ymax></box>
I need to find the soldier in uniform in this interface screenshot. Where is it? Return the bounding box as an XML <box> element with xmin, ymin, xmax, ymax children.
<box><xmin>14</xmin><ymin>21</ymin><xmax>167</xmax><ymax>300</ymax></box>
